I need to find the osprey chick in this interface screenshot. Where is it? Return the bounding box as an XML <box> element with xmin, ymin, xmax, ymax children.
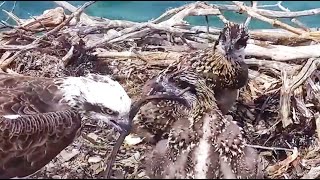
<box><xmin>139</xmin><ymin>71</ymin><xmax>263</xmax><ymax>179</ymax></box>
<box><xmin>133</xmin><ymin>22</ymin><xmax>249</xmax><ymax>144</ymax></box>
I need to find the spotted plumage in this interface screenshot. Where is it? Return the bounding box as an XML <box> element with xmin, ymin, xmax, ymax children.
<box><xmin>133</xmin><ymin>22</ymin><xmax>250</xmax><ymax>144</ymax></box>
<box><xmin>128</xmin><ymin>22</ymin><xmax>262</xmax><ymax>178</ymax></box>
<box><xmin>139</xmin><ymin>71</ymin><xmax>263</xmax><ymax>179</ymax></box>
<box><xmin>170</xmin><ymin>22</ymin><xmax>249</xmax><ymax>114</ymax></box>
<box><xmin>0</xmin><ymin>72</ymin><xmax>131</xmax><ymax>179</ymax></box>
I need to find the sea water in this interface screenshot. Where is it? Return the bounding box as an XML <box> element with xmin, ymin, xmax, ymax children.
<box><xmin>0</xmin><ymin>1</ymin><xmax>320</xmax><ymax>29</ymax></box>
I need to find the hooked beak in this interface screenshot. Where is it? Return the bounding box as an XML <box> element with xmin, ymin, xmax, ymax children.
<box><xmin>103</xmin><ymin>80</ymin><xmax>192</xmax><ymax>178</ymax></box>
<box><xmin>117</xmin><ymin>120</ymin><xmax>131</xmax><ymax>135</ymax></box>
<box><xmin>110</xmin><ymin>118</ymin><xmax>131</xmax><ymax>135</ymax></box>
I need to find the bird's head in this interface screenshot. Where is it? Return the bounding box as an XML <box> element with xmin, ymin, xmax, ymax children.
<box><xmin>60</xmin><ymin>73</ymin><xmax>132</xmax><ymax>134</ymax></box>
<box><xmin>215</xmin><ymin>22</ymin><xmax>249</xmax><ymax>60</ymax></box>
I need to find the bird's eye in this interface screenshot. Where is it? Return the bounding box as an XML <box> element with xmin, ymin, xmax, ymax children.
<box><xmin>102</xmin><ymin>107</ymin><xmax>115</xmax><ymax>115</ymax></box>
<box><xmin>234</xmin><ymin>38</ymin><xmax>247</xmax><ymax>50</ymax></box>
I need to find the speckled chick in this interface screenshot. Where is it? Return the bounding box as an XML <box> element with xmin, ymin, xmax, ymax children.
<box><xmin>132</xmin><ymin>22</ymin><xmax>250</xmax><ymax>144</ymax></box>
<box><xmin>138</xmin><ymin>71</ymin><xmax>264</xmax><ymax>179</ymax></box>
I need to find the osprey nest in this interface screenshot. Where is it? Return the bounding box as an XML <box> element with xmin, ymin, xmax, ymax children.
<box><xmin>0</xmin><ymin>1</ymin><xmax>320</xmax><ymax>179</ymax></box>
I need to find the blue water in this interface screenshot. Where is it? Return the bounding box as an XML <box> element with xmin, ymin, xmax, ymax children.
<box><xmin>1</xmin><ymin>1</ymin><xmax>320</xmax><ymax>29</ymax></box>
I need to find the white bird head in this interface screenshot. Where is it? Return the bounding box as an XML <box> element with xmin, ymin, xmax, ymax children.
<box><xmin>59</xmin><ymin>73</ymin><xmax>132</xmax><ymax>133</ymax></box>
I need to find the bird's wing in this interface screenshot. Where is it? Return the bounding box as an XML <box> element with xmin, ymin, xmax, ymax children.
<box><xmin>0</xmin><ymin>110</ymin><xmax>81</xmax><ymax>179</ymax></box>
<box><xmin>0</xmin><ymin>73</ymin><xmax>69</xmax><ymax>115</ymax></box>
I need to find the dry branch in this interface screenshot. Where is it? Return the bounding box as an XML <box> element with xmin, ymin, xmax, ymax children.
<box><xmin>277</xmin><ymin>1</ymin><xmax>310</xmax><ymax>31</ymax></box>
<box><xmin>213</xmin><ymin>3</ymin><xmax>320</xmax><ymax>18</ymax></box>
<box><xmin>279</xmin><ymin>58</ymin><xmax>320</xmax><ymax>128</ymax></box>
<box><xmin>232</xmin><ymin>1</ymin><xmax>306</xmax><ymax>35</ymax></box>
<box><xmin>245</xmin><ymin>44</ymin><xmax>320</xmax><ymax>61</ymax></box>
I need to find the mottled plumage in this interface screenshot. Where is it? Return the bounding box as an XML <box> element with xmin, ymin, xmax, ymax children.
<box><xmin>0</xmin><ymin>72</ymin><xmax>131</xmax><ymax>179</ymax></box>
<box><xmin>133</xmin><ymin>22</ymin><xmax>249</xmax><ymax>144</ymax></box>
<box><xmin>171</xmin><ymin>22</ymin><xmax>249</xmax><ymax>114</ymax></box>
<box><xmin>129</xmin><ymin>22</ymin><xmax>262</xmax><ymax>178</ymax></box>
<box><xmin>138</xmin><ymin>71</ymin><xmax>263</xmax><ymax>179</ymax></box>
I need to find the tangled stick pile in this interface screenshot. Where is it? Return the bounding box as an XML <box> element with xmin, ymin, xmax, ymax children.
<box><xmin>0</xmin><ymin>1</ymin><xmax>320</xmax><ymax>179</ymax></box>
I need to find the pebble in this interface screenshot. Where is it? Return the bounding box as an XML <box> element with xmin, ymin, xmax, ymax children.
<box><xmin>88</xmin><ymin>156</ymin><xmax>102</xmax><ymax>163</ymax></box>
<box><xmin>87</xmin><ymin>132</ymin><xmax>99</xmax><ymax>142</ymax></box>
<box><xmin>52</xmin><ymin>175</ymin><xmax>61</xmax><ymax>179</ymax></box>
<box><xmin>59</xmin><ymin>149</ymin><xmax>80</xmax><ymax>162</ymax></box>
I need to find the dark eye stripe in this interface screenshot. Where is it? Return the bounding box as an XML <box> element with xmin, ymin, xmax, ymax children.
<box><xmin>83</xmin><ymin>102</ymin><xmax>101</xmax><ymax>112</ymax></box>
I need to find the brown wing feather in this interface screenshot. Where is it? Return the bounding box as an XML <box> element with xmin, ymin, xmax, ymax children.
<box><xmin>0</xmin><ymin>110</ymin><xmax>81</xmax><ymax>179</ymax></box>
<box><xmin>0</xmin><ymin>73</ymin><xmax>69</xmax><ymax>115</ymax></box>
<box><xmin>0</xmin><ymin>73</ymin><xmax>81</xmax><ymax>178</ymax></box>
<box><xmin>144</xmin><ymin>110</ymin><xmax>263</xmax><ymax>179</ymax></box>
<box><xmin>133</xmin><ymin>99</ymin><xmax>187</xmax><ymax>143</ymax></box>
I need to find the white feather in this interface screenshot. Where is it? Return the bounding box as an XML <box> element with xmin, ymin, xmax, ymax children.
<box><xmin>59</xmin><ymin>73</ymin><xmax>131</xmax><ymax>116</ymax></box>
<box><xmin>3</xmin><ymin>115</ymin><xmax>21</xmax><ymax>119</ymax></box>
<box><xmin>194</xmin><ymin>113</ymin><xmax>214</xmax><ymax>178</ymax></box>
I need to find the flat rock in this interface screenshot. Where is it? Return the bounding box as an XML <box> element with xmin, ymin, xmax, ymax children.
<box><xmin>58</xmin><ymin>149</ymin><xmax>80</xmax><ymax>162</ymax></box>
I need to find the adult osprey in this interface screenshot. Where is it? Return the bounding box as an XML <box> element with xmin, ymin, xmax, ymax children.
<box><xmin>0</xmin><ymin>72</ymin><xmax>132</xmax><ymax>179</ymax></box>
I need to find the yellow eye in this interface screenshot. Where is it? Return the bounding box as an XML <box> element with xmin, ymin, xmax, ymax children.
<box><xmin>104</xmin><ymin>108</ymin><xmax>114</xmax><ymax>115</ymax></box>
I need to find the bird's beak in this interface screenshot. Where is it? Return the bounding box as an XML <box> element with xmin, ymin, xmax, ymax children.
<box><xmin>103</xmin><ymin>84</ymin><xmax>191</xmax><ymax>178</ymax></box>
<box><xmin>117</xmin><ymin>119</ymin><xmax>131</xmax><ymax>135</ymax></box>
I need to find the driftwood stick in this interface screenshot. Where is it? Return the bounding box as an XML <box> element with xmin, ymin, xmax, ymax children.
<box><xmin>54</xmin><ymin>1</ymin><xmax>96</xmax><ymax>25</ymax></box>
<box><xmin>279</xmin><ymin>70</ymin><xmax>293</xmax><ymax>128</ymax></box>
<box><xmin>151</xmin><ymin>3</ymin><xmax>191</xmax><ymax>24</ymax></box>
<box><xmin>62</xmin><ymin>45</ymin><xmax>74</xmax><ymax>66</ymax></box>
<box><xmin>4</xmin><ymin>1</ymin><xmax>17</xmax><ymax>22</ymax></box>
<box><xmin>33</xmin><ymin>1</ymin><xmax>96</xmax><ymax>43</ymax></box>
<box><xmin>55</xmin><ymin>1</ymin><xmax>139</xmax><ymax>28</ymax></box>
<box><xmin>244</xmin><ymin>58</ymin><xmax>300</xmax><ymax>72</ymax></box>
<box><xmin>306</xmin><ymin>78</ymin><xmax>320</xmax><ymax>105</ymax></box>
<box><xmin>0</xmin><ymin>1</ymin><xmax>95</xmax><ymax>51</ymax></box>
<box><xmin>2</xmin><ymin>9</ymin><xmax>23</xmax><ymax>25</ymax></box>
<box><xmin>158</xmin><ymin>1</ymin><xmax>221</xmax><ymax>27</ymax></box>
<box><xmin>232</xmin><ymin>1</ymin><xmax>306</xmax><ymax>35</ymax></box>
<box><xmin>246</xmin><ymin>143</ymin><xmax>295</xmax><ymax>152</ymax></box>
<box><xmin>277</xmin><ymin>1</ymin><xmax>310</xmax><ymax>31</ymax></box>
<box><xmin>0</xmin><ymin>50</ymin><xmax>23</xmax><ymax>70</ymax></box>
<box><xmin>293</xmin><ymin>86</ymin><xmax>312</xmax><ymax>119</ymax></box>
<box><xmin>245</xmin><ymin>44</ymin><xmax>320</xmax><ymax>61</ymax></box>
<box><xmin>279</xmin><ymin>58</ymin><xmax>320</xmax><ymax>128</ymax></box>
<box><xmin>212</xmin><ymin>3</ymin><xmax>320</xmax><ymax>18</ymax></box>
<box><xmin>244</xmin><ymin>1</ymin><xmax>257</xmax><ymax>27</ymax></box>
<box><xmin>289</xmin><ymin>58</ymin><xmax>320</xmax><ymax>91</ymax></box>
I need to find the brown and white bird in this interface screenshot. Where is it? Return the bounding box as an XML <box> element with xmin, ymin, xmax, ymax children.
<box><xmin>133</xmin><ymin>22</ymin><xmax>250</xmax><ymax>144</ymax></box>
<box><xmin>170</xmin><ymin>22</ymin><xmax>249</xmax><ymax>114</ymax></box>
<box><xmin>0</xmin><ymin>72</ymin><xmax>132</xmax><ymax>179</ymax></box>
<box><xmin>138</xmin><ymin>70</ymin><xmax>263</xmax><ymax>179</ymax></box>
<box><xmin>126</xmin><ymin>22</ymin><xmax>263</xmax><ymax>178</ymax></box>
